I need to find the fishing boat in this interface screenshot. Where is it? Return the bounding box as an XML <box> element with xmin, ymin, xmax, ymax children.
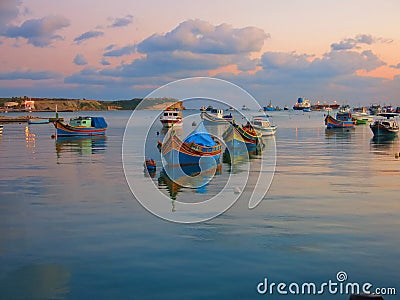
<box><xmin>223</xmin><ymin>121</ymin><xmax>263</xmax><ymax>150</ymax></box>
<box><xmin>161</xmin><ymin>122</ymin><xmax>222</xmax><ymax>166</ymax></box>
<box><xmin>370</xmin><ymin>113</ymin><xmax>399</xmax><ymax>138</ymax></box>
<box><xmin>325</xmin><ymin>109</ymin><xmax>355</xmax><ymax>129</ymax></box>
<box><xmin>144</xmin><ymin>158</ymin><xmax>157</xmax><ymax>171</ymax></box>
<box><xmin>28</xmin><ymin>118</ymin><xmax>50</xmax><ymax>124</ymax></box>
<box><xmin>53</xmin><ymin>116</ymin><xmax>108</xmax><ymax>136</ymax></box>
<box><xmin>160</xmin><ymin>108</ymin><xmax>183</xmax><ymax>128</ymax></box>
<box><xmin>201</xmin><ymin>109</ymin><xmax>233</xmax><ymax>124</ymax></box>
<box><xmin>250</xmin><ymin>115</ymin><xmax>277</xmax><ymax>136</ymax></box>
<box><xmin>352</xmin><ymin>113</ymin><xmax>374</xmax><ymax>125</ymax></box>
<box><xmin>293</xmin><ymin>97</ymin><xmax>311</xmax><ymax>110</ymax></box>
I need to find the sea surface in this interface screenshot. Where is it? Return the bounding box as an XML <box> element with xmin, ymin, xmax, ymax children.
<box><xmin>0</xmin><ymin>110</ymin><xmax>399</xmax><ymax>300</ymax></box>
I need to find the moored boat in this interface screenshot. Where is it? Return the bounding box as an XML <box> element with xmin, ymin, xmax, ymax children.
<box><xmin>242</xmin><ymin>105</ymin><xmax>250</xmax><ymax>111</ymax></box>
<box><xmin>161</xmin><ymin>122</ymin><xmax>222</xmax><ymax>166</ymax></box>
<box><xmin>28</xmin><ymin>118</ymin><xmax>50</xmax><ymax>124</ymax></box>
<box><xmin>370</xmin><ymin>113</ymin><xmax>399</xmax><ymax>138</ymax></box>
<box><xmin>53</xmin><ymin>116</ymin><xmax>108</xmax><ymax>136</ymax></box>
<box><xmin>160</xmin><ymin>108</ymin><xmax>183</xmax><ymax>128</ymax></box>
<box><xmin>201</xmin><ymin>109</ymin><xmax>233</xmax><ymax>124</ymax></box>
<box><xmin>263</xmin><ymin>100</ymin><xmax>276</xmax><ymax>112</ymax></box>
<box><xmin>250</xmin><ymin>115</ymin><xmax>277</xmax><ymax>136</ymax></box>
<box><xmin>293</xmin><ymin>97</ymin><xmax>311</xmax><ymax>110</ymax></box>
<box><xmin>325</xmin><ymin>109</ymin><xmax>355</xmax><ymax>129</ymax></box>
<box><xmin>352</xmin><ymin>113</ymin><xmax>374</xmax><ymax>125</ymax></box>
<box><xmin>223</xmin><ymin>121</ymin><xmax>263</xmax><ymax>150</ymax></box>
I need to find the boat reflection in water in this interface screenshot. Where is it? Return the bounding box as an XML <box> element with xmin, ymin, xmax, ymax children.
<box><xmin>325</xmin><ymin>127</ymin><xmax>354</xmax><ymax>140</ymax></box>
<box><xmin>55</xmin><ymin>136</ymin><xmax>107</xmax><ymax>157</ymax></box>
<box><xmin>158</xmin><ymin>163</ymin><xmax>222</xmax><ymax>201</ymax></box>
<box><xmin>370</xmin><ymin>135</ymin><xmax>399</xmax><ymax>157</ymax></box>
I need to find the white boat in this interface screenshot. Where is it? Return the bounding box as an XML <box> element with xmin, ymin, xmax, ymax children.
<box><xmin>201</xmin><ymin>109</ymin><xmax>233</xmax><ymax>125</ymax></box>
<box><xmin>370</xmin><ymin>113</ymin><xmax>399</xmax><ymax>138</ymax></box>
<box><xmin>160</xmin><ymin>108</ymin><xmax>183</xmax><ymax>128</ymax></box>
<box><xmin>351</xmin><ymin>112</ymin><xmax>374</xmax><ymax>125</ymax></box>
<box><xmin>250</xmin><ymin>115</ymin><xmax>277</xmax><ymax>136</ymax></box>
<box><xmin>242</xmin><ymin>105</ymin><xmax>250</xmax><ymax>111</ymax></box>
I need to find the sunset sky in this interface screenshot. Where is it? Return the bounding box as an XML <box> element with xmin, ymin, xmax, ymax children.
<box><xmin>1</xmin><ymin>0</ymin><xmax>400</xmax><ymax>105</ymax></box>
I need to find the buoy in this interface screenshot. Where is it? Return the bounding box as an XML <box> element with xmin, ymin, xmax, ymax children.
<box><xmin>51</xmin><ymin>134</ymin><xmax>56</xmax><ymax>139</ymax></box>
<box><xmin>233</xmin><ymin>186</ymin><xmax>241</xmax><ymax>194</ymax></box>
<box><xmin>395</xmin><ymin>152</ymin><xmax>399</xmax><ymax>159</ymax></box>
<box><xmin>156</xmin><ymin>131</ymin><xmax>159</xmax><ymax>136</ymax></box>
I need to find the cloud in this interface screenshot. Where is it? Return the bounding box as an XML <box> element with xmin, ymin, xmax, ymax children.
<box><xmin>138</xmin><ymin>19</ymin><xmax>269</xmax><ymax>54</ymax></box>
<box><xmin>0</xmin><ymin>0</ymin><xmax>21</xmax><ymax>32</ymax></box>
<box><xmin>331</xmin><ymin>34</ymin><xmax>392</xmax><ymax>51</ymax></box>
<box><xmin>103</xmin><ymin>44</ymin><xmax>136</xmax><ymax>57</ymax></box>
<box><xmin>390</xmin><ymin>63</ymin><xmax>400</xmax><ymax>69</ymax></box>
<box><xmin>110</xmin><ymin>15</ymin><xmax>133</xmax><ymax>28</ymax></box>
<box><xmin>104</xmin><ymin>44</ymin><xmax>115</xmax><ymax>51</ymax></box>
<box><xmin>74</xmin><ymin>30</ymin><xmax>104</xmax><ymax>44</ymax></box>
<box><xmin>73</xmin><ymin>54</ymin><xmax>88</xmax><ymax>66</ymax></box>
<box><xmin>101</xmin><ymin>58</ymin><xmax>111</xmax><ymax>66</ymax></box>
<box><xmin>3</xmin><ymin>15</ymin><xmax>70</xmax><ymax>47</ymax></box>
<box><xmin>0</xmin><ymin>70</ymin><xmax>62</xmax><ymax>80</ymax></box>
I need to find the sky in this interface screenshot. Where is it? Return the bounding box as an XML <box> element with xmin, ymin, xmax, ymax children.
<box><xmin>0</xmin><ymin>0</ymin><xmax>400</xmax><ymax>106</ymax></box>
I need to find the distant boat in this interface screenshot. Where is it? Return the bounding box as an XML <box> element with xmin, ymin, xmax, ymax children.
<box><xmin>369</xmin><ymin>104</ymin><xmax>382</xmax><ymax>115</ymax></box>
<box><xmin>370</xmin><ymin>113</ymin><xmax>399</xmax><ymax>138</ymax></box>
<box><xmin>201</xmin><ymin>109</ymin><xmax>233</xmax><ymax>124</ymax></box>
<box><xmin>28</xmin><ymin>118</ymin><xmax>50</xmax><ymax>124</ymax></box>
<box><xmin>242</xmin><ymin>105</ymin><xmax>250</xmax><ymax>111</ymax></box>
<box><xmin>293</xmin><ymin>97</ymin><xmax>311</xmax><ymax>110</ymax></box>
<box><xmin>325</xmin><ymin>109</ymin><xmax>355</xmax><ymax>129</ymax></box>
<box><xmin>283</xmin><ymin>106</ymin><xmax>289</xmax><ymax>111</ymax></box>
<box><xmin>53</xmin><ymin>116</ymin><xmax>108</xmax><ymax>136</ymax></box>
<box><xmin>160</xmin><ymin>108</ymin><xmax>183</xmax><ymax>128</ymax></box>
<box><xmin>250</xmin><ymin>115</ymin><xmax>277</xmax><ymax>136</ymax></box>
<box><xmin>263</xmin><ymin>101</ymin><xmax>276</xmax><ymax>112</ymax></box>
<box><xmin>161</xmin><ymin>122</ymin><xmax>222</xmax><ymax>166</ymax></box>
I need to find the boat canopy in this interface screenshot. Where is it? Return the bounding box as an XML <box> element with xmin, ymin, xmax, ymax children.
<box><xmin>91</xmin><ymin>117</ymin><xmax>108</xmax><ymax>128</ymax></box>
<box><xmin>184</xmin><ymin>122</ymin><xmax>216</xmax><ymax>147</ymax></box>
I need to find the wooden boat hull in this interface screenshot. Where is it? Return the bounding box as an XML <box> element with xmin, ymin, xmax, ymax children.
<box><xmin>160</xmin><ymin>119</ymin><xmax>183</xmax><ymax>128</ymax></box>
<box><xmin>222</xmin><ymin>124</ymin><xmax>262</xmax><ymax>150</ymax></box>
<box><xmin>162</xmin><ymin>132</ymin><xmax>221</xmax><ymax>166</ymax></box>
<box><xmin>370</xmin><ymin>124</ymin><xmax>399</xmax><ymax>137</ymax></box>
<box><xmin>54</xmin><ymin>120</ymin><xmax>107</xmax><ymax>136</ymax></box>
<box><xmin>325</xmin><ymin>115</ymin><xmax>355</xmax><ymax>129</ymax></box>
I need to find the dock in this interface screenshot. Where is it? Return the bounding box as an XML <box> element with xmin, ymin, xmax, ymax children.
<box><xmin>0</xmin><ymin>116</ymin><xmax>64</xmax><ymax>123</ymax></box>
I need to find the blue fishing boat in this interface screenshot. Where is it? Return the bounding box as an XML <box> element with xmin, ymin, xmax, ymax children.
<box><xmin>161</xmin><ymin>122</ymin><xmax>222</xmax><ymax>166</ymax></box>
<box><xmin>53</xmin><ymin>116</ymin><xmax>107</xmax><ymax>136</ymax></box>
<box><xmin>325</xmin><ymin>109</ymin><xmax>355</xmax><ymax>129</ymax></box>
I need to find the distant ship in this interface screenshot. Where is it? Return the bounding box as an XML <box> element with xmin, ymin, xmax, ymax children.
<box><xmin>293</xmin><ymin>97</ymin><xmax>311</xmax><ymax>110</ymax></box>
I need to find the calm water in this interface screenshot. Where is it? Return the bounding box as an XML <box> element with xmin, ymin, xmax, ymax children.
<box><xmin>0</xmin><ymin>110</ymin><xmax>399</xmax><ymax>299</ymax></box>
